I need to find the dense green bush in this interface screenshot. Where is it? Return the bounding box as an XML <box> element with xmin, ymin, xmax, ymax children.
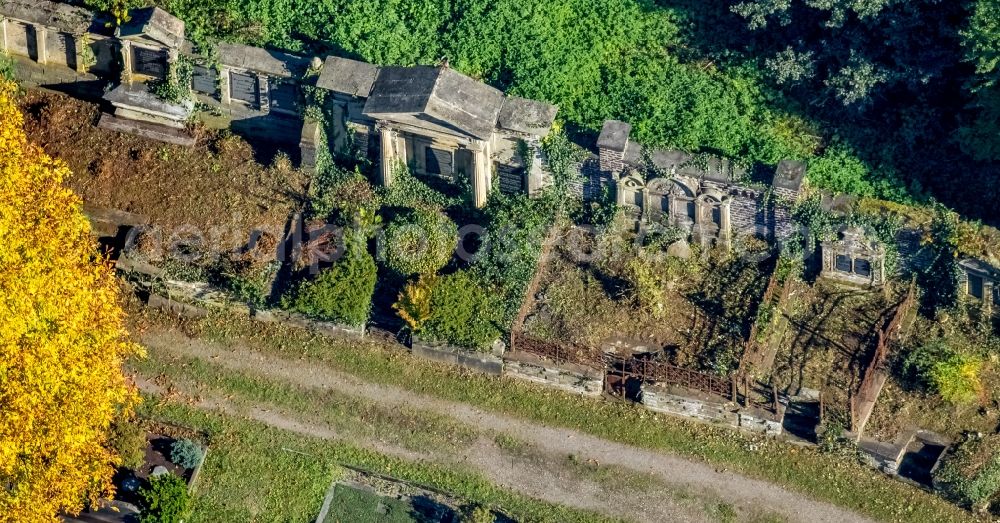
<box><xmin>902</xmin><ymin>341</ymin><xmax>983</xmax><ymax>404</ymax></box>
<box><xmin>310</xmin><ymin>168</ymin><xmax>380</xmax><ymax>225</ymax></box>
<box><xmin>384</xmin><ymin>207</ymin><xmax>457</xmax><ymax>276</ymax></box>
<box><xmin>170</xmin><ymin>438</ymin><xmax>204</xmax><ymax>470</ymax></box>
<box><xmin>934</xmin><ymin>434</ymin><xmax>1000</xmax><ymax>511</ymax></box>
<box><xmin>108</xmin><ymin>418</ymin><xmax>147</xmax><ymax>471</ymax></box>
<box><xmin>460</xmin><ymin>503</ymin><xmax>495</xmax><ymax>523</ymax></box>
<box><xmin>139</xmin><ymin>473</ymin><xmax>190</xmax><ymax>523</ymax></box>
<box><xmin>422</xmin><ymin>271</ymin><xmax>500</xmax><ymax>350</ymax></box>
<box><xmin>282</xmin><ymin>237</ymin><xmax>377</xmax><ymax>326</ymax></box>
<box><xmin>917</xmin><ymin>207</ymin><xmax>961</xmax><ymax>316</ymax></box>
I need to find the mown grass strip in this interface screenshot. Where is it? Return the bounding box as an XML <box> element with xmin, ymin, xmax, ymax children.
<box><xmin>137</xmin><ymin>397</ymin><xmax>619</xmax><ymax>523</ymax></box>
<box><xmin>130</xmin><ymin>351</ymin><xmax>478</xmax><ymax>453</ymax></box>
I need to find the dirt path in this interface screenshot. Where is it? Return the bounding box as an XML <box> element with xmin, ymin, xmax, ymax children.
<box><xmin>139</xmin><ymin>327</ymin><xmax>873</xmax><ymax>523</ymax></box>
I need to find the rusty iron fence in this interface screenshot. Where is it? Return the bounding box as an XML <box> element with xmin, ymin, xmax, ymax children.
<box><xmin>512</xmin><ymin>332</ymin><xmax>604</xmax><ymax>369</ymax></box>
<box><xmin>851</xmin><ymin>280</ymin><xmax>917</xmax><ymax>435</ymax></box>
<box><xmin>605</xmin><ymin>354</ymin><xmax>735</xmax><ymax>400</ymax></box>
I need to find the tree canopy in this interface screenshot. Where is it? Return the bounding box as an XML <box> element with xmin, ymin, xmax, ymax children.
<box><xmin>0</xmin><ymin>79</ymin><xmax>141</xmax><ymax>521</ymax></box>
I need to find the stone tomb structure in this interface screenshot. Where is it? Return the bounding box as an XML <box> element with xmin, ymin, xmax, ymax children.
<box><xmin>820</xmin><ymin>226</ymin><xmax>887</xmax><ymax>287</ymax></box>
<box><xmin>0</xmin><ymin>0</ymin><xmax>97</xmax><ymax>72</ymax></box>
<box><xmin>6</xmin><ymin>0</ymin><xmax>813</xmax><ymax>219</ymax></box>
<box><xmin>594</xmin><ymin>120</ymin><xmax>805</xmax><ymax>247</ymax></box>
<box><xmin>317</xmin><ymin>59</ymin><xmax>558</xmax><ymax>208</ymax></box>
<box><xmin>116</xmin><ymin>7</ymin><xmax>184</xmax><ymax>84</ymax></box>
<box><xmin>958</xmin><ymin>258</ymin><xmax>1000</xmax><ymax>316</ymax></box>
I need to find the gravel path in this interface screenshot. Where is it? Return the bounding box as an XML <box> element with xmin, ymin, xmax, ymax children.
<box><xmin>139</xmin><ymin>327</ymin><xmax>873</xmax><ymax>523</ymax></box>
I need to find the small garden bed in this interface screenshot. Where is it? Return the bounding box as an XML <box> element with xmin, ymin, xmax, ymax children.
<box><xmin>107</xmin><ymin>419</ymin><xmax>208</xmax><ymax>519</ymax></box>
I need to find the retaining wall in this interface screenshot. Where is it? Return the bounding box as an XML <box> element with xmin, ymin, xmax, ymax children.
<box><xmin>640</xmin><ymin>383</ymin><xmax>784</xmax><ymax>435</ymax></box>
<box><xmin>411</xmin><ymin>337</ymin><xmax>504</xmax><ymax>376</ymax></box>
<box><xmin>503</xmin><ymin>351</ymin><xmax>603</xmax><ymax>396</ymax></box>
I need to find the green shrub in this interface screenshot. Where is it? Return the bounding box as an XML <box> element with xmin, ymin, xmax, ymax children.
<box><xmin>283</xmin><ymin>237</ymin><xmax>377</xmax><ymax>326</ymax></box>
<box><xmin>170</xmin><ymin>438</ymin><xmax>204</xmax><ymax>470</ymax></box>
<box><xmin>0</xmin><ymin>51</ymin><xmax>14</xmax><ymax>83</ymax></box>
<box><xmin>460</xmin><ymin>503</ymin><xmax>495</xmax><ymax>523</ymax></box>
<box><xmin>311</xmin><ymin>170</ymin><xmax>380</xmax><ymax>225</ymax></box>
<box><xmin>930</xmin><ymin>353</ymin><xmax>983</xmax><ymax>404</ymax></box>
<box><xmin>384</xmin><ymin>207</ymin><xmax>457</xmax><ymax>276</ymax></box>
<box><xmin>917</xmin><ymin>206</ymin><xmax>961</xmax><ymax>315</ymax></box>
<box><xmin>139</xmin><ymin>473</ymin><xmax>190</xmax><ymax>523</ymax></box>
<box><xmin>903</xmin><ymin>341</ymin><xmax>983</xmax><ymax>404</ymax></box>
<box><xmin>108</xmin><ymin>418</ymin><xmax>147</xmax><ymax>471</ymax></box>
<box><xmin>934</xmin><ymin>434</ymin><xmax>1000</xmax><ymax>511</ymax></box>
<box><xmin>393</xmin><ymin>274</ymin><xmax>438</xmax><ymax>333</ymax></box>
<box><xmin>423</xmin><ymin>272</ymin><xmax>500</xmax><ymax>351</ymax></box>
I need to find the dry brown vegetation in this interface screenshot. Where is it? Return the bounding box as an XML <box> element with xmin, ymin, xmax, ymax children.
<box><xmin>19</xmin><ymin>89</ymin><xmax>308</xmax><ymax>250</ymax></box>
<box><xmin>521</xmin><ymin>224</ymin><xmax>770</xmax><ymax>374</ymax></box>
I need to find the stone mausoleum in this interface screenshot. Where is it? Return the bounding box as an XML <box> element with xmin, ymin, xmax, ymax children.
<box><xmin>593</xmin><ymin>120</ymin><xmax>805</xmax><ymax>247</ymax></box>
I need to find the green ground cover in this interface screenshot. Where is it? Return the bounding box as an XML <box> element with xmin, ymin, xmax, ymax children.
<box><xmin>131</xmin><ymin>0</ymin><xmax>1000</xmax><ymax>222</ymax></box>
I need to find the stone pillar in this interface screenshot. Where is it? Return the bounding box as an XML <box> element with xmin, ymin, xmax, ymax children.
<box><xmin>719</xmin><ymin>198</ymin><xmax>732</xmax><ymax>249</ymax></box>
<box><xmin>524</xmin><ymin>138</ymin><xmax>546</xmax><ymax>196</ymax></box>
<box><xmin>985</xmin><ymin>281</ymin><xmax>995</xmax><ymax>315</ymax></box>
<box><xmin>377</xmin><ymin>122</ymin><xmax>397</xmax><ymax>187</ymax></box>
<box><xmin>257</xmin><ymin>74</ymin><xmax>270</xmax><ymax>112</ymax></box>
<box><xmin>36</xmin><ymin>27</ymin><xmax>47</xmax><ymax>64</ymax></box>
<box><xmin>219</xmin><ymin>66</ymin><xmax>231</xmax><ymax>104</ymax></box>
<box><xmin>74</xmin><ymin>33</ymin><xmax>86</xmax><ymax>74</ymax></box>
<box><xmin>2</xmin><ymin>19</ymin><xmax>9</xmax><ymax>53</ymax></box>
<box><xmin>469</xmin><ymin>139</ymin><xmax>490</xmax><ymax>208</ymax></box>
<box><xmin>597</xmin><ymin>120</ymin><xmax>631</xmax><ymax>176</ymax></box>
<box><xmin>119</xmin><ymin>39</ymin><xmax>132</xmax><ymax>84</ymax></box>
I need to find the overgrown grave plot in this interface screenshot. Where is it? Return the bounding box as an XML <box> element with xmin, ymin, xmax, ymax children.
<box><xmin>19</xmin><ymin>88</ymin><xmax>308</xmax><ymax>308</ymax></box>
<box><xmin>518</xmin><ymin>222</ymin><xmax>775</xmax><ymax>380</ymax></box>
<box><xmin>769</xmin><ymin>280</ymin><xmax>902</xmax><ymax>432</ymax></box>
<box><xmin>864</xmin><ymin>307</ymin><xmax>1000</xmax><ymax>442</ymax></box>
<box><xmin>105</xmin><ymin>417</ymin><xmax>209</xmax><ymax>513</ymax></box>
<box><xmin>20</xmin><ymin>89</ymin><xmax>308</xmax><ymax>248</ymax></box>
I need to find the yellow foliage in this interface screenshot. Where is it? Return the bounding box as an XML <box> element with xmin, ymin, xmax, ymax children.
<box><xmin>393</xmin><ymin>274</ymin><xmax>437</xmax><ymax>332</ymax></box>
<box><xmin>0</xmin><ymin>80</ymin><xmax>142</xmax><ymax>522</ymax></box>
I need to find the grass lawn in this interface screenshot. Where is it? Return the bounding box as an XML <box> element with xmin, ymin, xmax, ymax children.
<box><xmin>138</xmin><ymin>398</ymin><xmax>615</xmax><ymax>523</ymax></box>
<box><xmin>323</xmin><ymin>484</ymin><xmax>419</xmax><ymax>523</ymax></box>
<box><xmin>145</xmin><ymin>310</ymin><xmax>977</xmax><ymax>523</ymax></box>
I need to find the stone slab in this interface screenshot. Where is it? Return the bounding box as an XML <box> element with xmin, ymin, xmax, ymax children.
<box><xmin>147</xmin><ymin>293</ymin><xmax>208</xmax><ymax>318</ymax></box>
<box><xmin>105</xmin><ymin>83</ymin><xmax>193</xmax><ymax>121</ymax></box>
<box><xmin>503</xmin><ymin>354</ymin><xmax>603</xmax><ymax>396</ymax></box>
<box><xmin>98</xmin><ymin>112</ymin><xmax>196</xmax><ymax>146</ymax></box>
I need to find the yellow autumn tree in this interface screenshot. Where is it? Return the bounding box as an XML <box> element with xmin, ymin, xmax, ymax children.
<box><xmin>0</xmin><ymin>79</ymin><xmax>142</xmax><ymax>521</ymax></box>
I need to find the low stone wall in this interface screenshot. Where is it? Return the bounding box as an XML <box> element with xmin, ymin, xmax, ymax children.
<box><xmin>147</xmin><ymin>293</ymin><xmax>208</xmax><ymax>319</ymax></box>
<box><xmin>161</xmin><ymin>280</ymin><xmax>251</xmax><ymax>316</ymax></box>
<box><xmin>252</xmin><ymin>309</ymin><xmax>364</xmax><ymax>338</ymax></box>
<box><xmin>738</xmin><ymin>408</ymin><xmax>784</xmax><ymax>436</ymax></box>
<box><xmin>640</xmin><ymin>384</ymin><xmax>739</xmax><ymax>425</ymax></box>
<box><xmin>640</xmin><ymin>383</ymin><xmax>784</xmax><ymax>435</ymax></box>
<box><xmin>411</xmin><ymin>337</ymin><xmax>504</xmax><ymax>376</ymax></box>
<box><xmin>503</xmin><ymin>351</ymin><xmax>603</xmax><ymax>396</ymax></box>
